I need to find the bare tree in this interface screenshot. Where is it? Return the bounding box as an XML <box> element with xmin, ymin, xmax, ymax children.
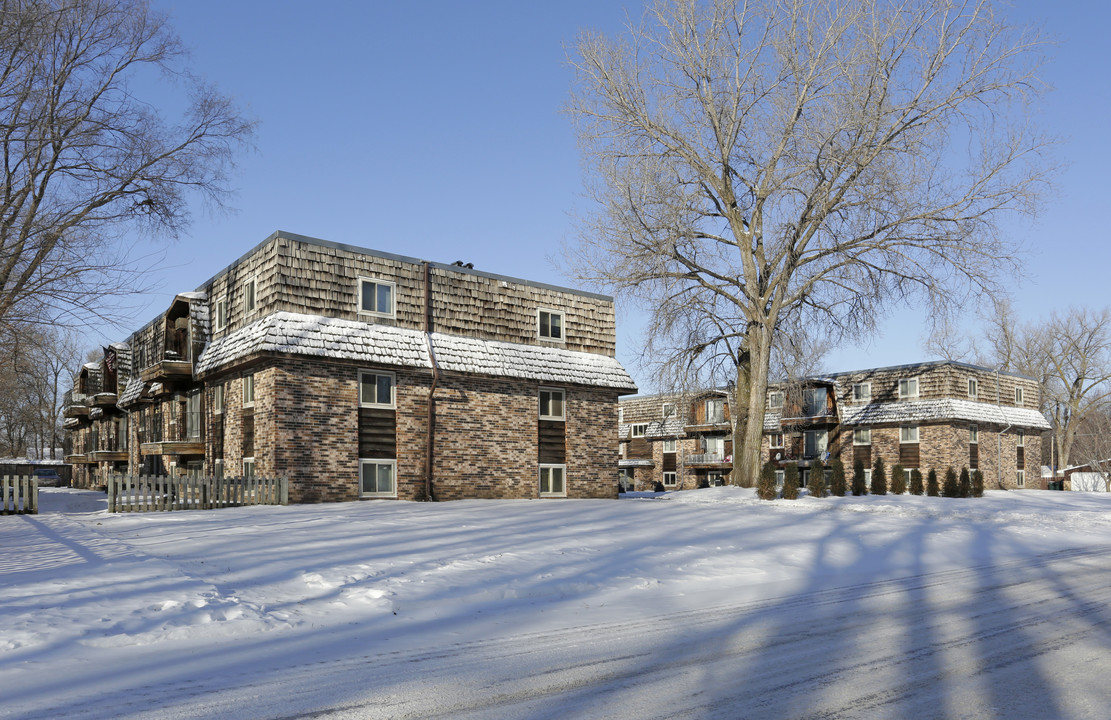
<box><xmin>0</xmin><ymin>0</ymin><xmax>254</xmax><ymax>330</ymax></box>
<box><xmin>567</xmin><ymin>0</ymin><xmax>1052</xmax><ymax>485</ymax></box>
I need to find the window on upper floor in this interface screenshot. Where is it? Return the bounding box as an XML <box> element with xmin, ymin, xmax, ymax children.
<box><xmin>769</xmin><ymin>432</ymin><xmax>784</xmax><ymax>449</ymax></box>
<box><xmin>1015</xmin><ymin>386</ymin><xmax>1024</xmax><ymax>405</ymax></box>
<box><xmin>244</xmin><ymin>277</ymin><xmax>257</xmax><ymax>315</ymax></box>
<box><xmin>854</xmin><ymin>428</ymin><xmax>872</xmax><ymax>445</ymax></box>
<box><xmin>242</xmin><ymin>374</ymin><xmax>255</xmax><ymax>408</ymax></box>
<box><xmin>802</xmin><ymin>388</ymin><xmax>827</xmax><ymax>416</ymax></box>
<box><xmin>213</xmin><ymin>384</ymin><xmax>224</xmax><ymax>415</ymax></box>
<box><xmin>1017</xmin><ymin>430</ymin><xmax>1025</xmax><ymax>447</ymax></box>
<box><xmin>968</xmin><ymin>378</ymin><xmax>979</xmax><ymax>399</ymax></box>
<box><xmin>663</xmin><ymin>438</ymin><xmax>677</xmax><ymax>453</ymax></box>
<box><xmin>900</xmin><ymin>426</ymin><xmax>919</xmax><ymax>444</ymax></box>
<box><xmin>899</xmin><ymin>378</ymin><xmax>919</xmax><ymax>399</ymax></box>
<box><xmin>214</xmin><ymin>297</ymin><xmax>227</xmax><ymax>332</ymax></box>
<box><xmin>539</xmin><ymin>388</ymin><xmax>565</xmax><ymax>421</ymax></box>
<box><xmin>969</xmin><ymin>424</ymin><xmax>979</xmax><ymax>444</ymax></box>
<box><xmin>618</xmin><ymin>407</ymin><xmax>624</xmax><ymax>424</ymax></box>
<box><xmin>706</xmin><ymin>398</ymin><xmax>725</xmax><ymax>423</ymax></box>
<box><xmin>662</xmin><ymin>402</ymin><xmax>676</xmax><ymax>418</ymax></box>
<box><xmin>359</xmin><ymin>277</ymin><xmax>396</xmax><ymax>318</ymax></box>
<box><xmin>538</xmin><ymin>309</ymin><xmax>564</xmax><ymax>342</ymax></box>
<box><xmin>359</xmin><ymin>370</ymin><xmax>396</xmax><ymax>409</ymax></box>
<box><xmin>630</xmin><ymin>423</ymin><xmax>647</xmax><ymax>438</ymax></box>
<box><xmin>852</xmin><ymin>383</ymin><xmax>871</xmax><ymax>403</ymax></box>
<box><xmin>768</xmin><ymin>391</ymin><xmax>784</xmax><ymax>409</ymax></box>
<box><xmin>803</xmin><ymin>429</ymin><xmax>828</xmax><ymax>458</ymax></box>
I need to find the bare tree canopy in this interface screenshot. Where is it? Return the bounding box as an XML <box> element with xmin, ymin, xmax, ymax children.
<box><xmin>0</xmin><ymin>0</ymin><xmax>255</xmax><ymax>330</ymax></box>
<box><xmin>567</xmin><ymin>0</ymin><xmax>1052</xmax><ymax>485</ymax></box>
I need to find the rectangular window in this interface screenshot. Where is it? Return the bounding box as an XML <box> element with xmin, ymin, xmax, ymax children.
<box><xmin>706</xmin><ymin>399</ymin><xmax>725</xmax><ymax>423</ymax></box>
<box><xmin>970</xmin><ymin>425</ymin><xmax>979</xmax><ymax>444</ymax></box>
<box><xmin>663</xmin><ymin>471</ymin><xmax>678</xmax><ymax>487</ymax></box>
<box><xmin>803</xmin><ymin>429</ymin><xmax>828</xmax><ymax>458</ymax></box>
<box><xmin>244</xmin><ymin>277</ymin><xmax>257</xmax><ymax>314</ymax></box>
<box><xmin>214</xmin><ymin>298</ymin><xmax>227</xmax><ymax>332</ymax></box>
<box><xmin>802</xmin><ymin>388</ymin><xmax>827</xmax><ymax>416</ymax></box>
<box><xmin>359</xmin><ymin>370</ymin><xmax>396</xmax><ymax>408</ymax></box>
<box><xmin>768</xmin><ymin>391</ymin><xmax>784</xmax><ymax>409</ymax></box>
<box><xmin>1017</xmin><ymin>469</ymin><xmax>1025</xmax><ymax>488</ymax></box>
<box><xmin>214</xmin><ymin>458</ymin><xmax>224</xmax><ymax>479</ymax></box>
<box><xmin>775</xmin><ymin>470</ymin><xmax>784</xmax><ymax>489</ymax></box>
<box><xmin>900</xmin><ymin>426</ymin><xmax>919</xmax><ymax>443</ymax></box>
<box><xmin>618</xmin><ymin>407</ymin><xmax>624</xmax><ymax>424</ymax></box>
<box><xmin>968</xmin><ymin>378</ymin><xmax>979</xmax><ymax>399</ymax></box>
<box><xmin>905</xmin><ymin>468</ymin><xmax>914</xmax><ymax>484</ymax></box>
<box><xmin>852</xmin><ymin>383</ymin><xmax>871</xmax><ymax>402</ymax></box>
<box><xmin>864</xmin><ymin>469</ymin><xmax>872</xmax><ymax>485</ymax></box>
<box><xmin>662</xmin><ymin>402</ymin><xmax>676</xmax><ymax>418</ymax></box>
<box><xmin>358</xmin><ymin>277</ymin><xmax>396</xmax><ymax>318</ymax></box>
<box><xmin>538</xmin><ymin>309</ymin><xmax>564</xmax><ymax>341</ymax></box>
<box><xmin>662</xmin><ymin>438</ymin><xmax>677</xmax><ymax>453</ymax></box>
<box><xmin>703</xmin><ymin>436</ymin><xmax>725</xmax><ymax>456</ymax></box>
<box><xmin>769</xmin><ymin>432</ymin><xmax>784</xmax><ymax>449</ymax></box>
<box><xmin>539</xmin><ymin>464</ymin><xmax>566</xmax><ymax>497</ymax></box>
<box><xmin>854</xmin><ymin>428</ymin><xmax>872</xmax><ymax>445</ymax></box>
<box><xmin>539</xmin><ymin>388</ymin><xmax>565</xmax><ymax>421</ymax></box>
<box><xmin>242</xmin><ymin>457</ymin><xmax>255</xmax><ymax>478</ymax></box>
<box><xmin>630</xmin><ymin>423</ymin><xmax>647</xmax><ymax>438</ymax></box>
<box><xmin>185</xmin><ymin>392</ymin><xmax>202</xmax><ymax>439</ymax></box>
<box><xmin>1015</xmin><ymin>387</ymin><xmax>1024</xmax><ymax>405</ymax></box>
<box><xmin>360</xmin><ymin>459</ymin><xmax>397</xmax><ymax>497</ymax></box>
<box><xmin>242</xmin><ymin>374</ymin><xmax>255</xmax><ymax>407</ymax></box>
<box><xmin>899</xmin><ymin>378</ymin><xmax>919</xmax><ymax>398</ymax></box>
<box><xmin>1016</xmin><ymin>430</ymin><xmax>1025</xmax><ymax>447</ymax></box>
<box><xmin>213</xmin><ymin>384</ymin><xmax>224</xmax><ymax>415</ymax></box>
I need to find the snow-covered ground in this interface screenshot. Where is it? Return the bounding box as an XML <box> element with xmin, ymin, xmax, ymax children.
<box><xmin>3</xmin><ymin>487</ymin><xmax>1111</xmax><ymax>719</ymax></box>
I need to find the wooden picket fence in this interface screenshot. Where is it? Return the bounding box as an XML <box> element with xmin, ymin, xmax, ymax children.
<box><xmin>107</xmin><ymin>474</ymin><xmax>288</xmax><ymax>513</ymax></box>
<box><xmin>1</xmin><ymin>475</ymin><xmax>38</xmax><ymax>514</ymax></box>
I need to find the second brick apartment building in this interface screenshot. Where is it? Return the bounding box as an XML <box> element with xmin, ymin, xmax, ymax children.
<box><xmin>64</xmin><ymin>231</ymin><xmax>638</xmax><ymax>501</ymax></box>
<box><xmin>619</xmin><ymin>361</ymin><xmax>1050</xmax><ymax>491</ymax></box>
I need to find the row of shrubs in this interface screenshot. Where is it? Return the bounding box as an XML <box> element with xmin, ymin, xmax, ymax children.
<box><xmin>757</xmin><ymin>456</ymin><xmax>986</xmax><ymax>501</ymax></box>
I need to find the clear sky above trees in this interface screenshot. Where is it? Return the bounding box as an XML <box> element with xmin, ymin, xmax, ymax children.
<box><xmin>97</xmin><ymin>0</ymin><xmax>1111</xmax><ymax>391</ymax></box>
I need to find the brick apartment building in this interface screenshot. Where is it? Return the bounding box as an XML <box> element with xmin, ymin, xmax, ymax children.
<box><xmin>619</xmin><ymin>361</ymin><xmax>1050</xmax><ymax>491</ymax></box>
<box><xmin>64</xmin><ymin>231</ymin><xmax>637</xmax><ymax>501</ymax></box>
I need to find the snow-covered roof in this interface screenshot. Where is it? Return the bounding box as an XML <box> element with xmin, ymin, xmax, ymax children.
<box><xmin>618</xmin><ymin>459</ymin><xmax>654</xmax><ymax>468</ymax></box>
<box><xmin>82</xmin><ymin>362</ymin><xmax>100</xmax><ymax>371</ymax></box>
<box><xmin>841</xmin><ymin>399</ymin><xmax>1050</xmax><ymax>430</ymax></box>
<box><xmin>63</xmin><ymin>417</ymin><xmax>81</xmax><ymax>429</ymax></box>
<box><xmin>196</xmin><ymin>311</ymin><xmax>638</xmax><ymax>391</ymax></box>
<box><xmin>618</xmin><ymin>418</ymin><xmax>684</xmax><ymax>440</ymax></box>
<box><xmin>119</xmin><ymin>376</ymin><xmax>145</xmax><ymax>406</ymax></box>
<box><xmin>89</xmin><ymin>407</ymin><xmax>104</xmax><ymax>420</ymax></box>
<box><xmin>764</xmin><ymin>410</ymin><xmax>781</xmax><ymax>432</ymax></box>
<box><xmin>177</xmin><ymin>291</ymin><xmax>208</xmax><ymax>301</ymax></box>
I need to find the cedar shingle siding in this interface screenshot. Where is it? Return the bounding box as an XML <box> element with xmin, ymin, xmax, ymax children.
<box><xmin>64</xmin><ymin>231</ymin><xmax>636</xmax><ymax>500</ymax></box>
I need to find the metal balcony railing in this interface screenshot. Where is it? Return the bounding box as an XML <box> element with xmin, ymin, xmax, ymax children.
<box><xmin>688</xmin><ymin>452</ymin><xmax>728</xmax><ymax>464</ymax></box>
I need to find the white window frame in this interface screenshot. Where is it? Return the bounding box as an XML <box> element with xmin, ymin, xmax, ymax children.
<box><xmin>539</xmin><ymin>464</ymin><xmax>567</xmax><ymax>497</ymax></box>
<box><xmin>358</xmin><ymin>277</ymin><xmax>397</xmax><ymax>319</ymax></box>
<box><xmin>359</xmin><ymin>370</ymin><xmax>396</xmax><ymax>409</ymax></box>
<box><xmin>1015</xmin><ymin>386</ymin><xmax>1024</xmax><ymax>405</ymax></box>
<box><xmin>775</xmin><ymin>470</ymin><xmax>785</xmax><ymax>489</ymax></box>
<box><xmin>1016</xmin><ymin>469</ymin><xmax>1026</xmax><ymax>488</ymax></box>
<box><xmin>852</xmin><ymin>383</ymin><xmax>871</xmax><ymax>403</ymax></box>
<box><xmin>214</xmin><ymin>458</ymin><xmax>224</xmax><ymax>479</ymax></box>
<box><xmin>359</xmin><ymin>458</ymin><xmax>398</xmax><ymax>498</ymax></box>
<box><xmin>618</xmin><ymin>407</ymin><xmax>624</xmax><ymax>424</ymax></box>
<box><xmin>630</xmin><ymin>423</ymin><xmax>648</xmax><ymax>438</ymax></box>
<box><xmin>537</xmin><ymin>308</ymin><xmax>565</xmax><ymax>343</ymax></box>
<box><xmin>244</xmin><ymin>276</ymin><xmax>257</xmax><ymax>315</ymax></box>
<box><xmin>853</xmin><ymin>428</ymin><xmax>872</xmax><ymax>446</ymax></box>
<box><xmin>213</xmin><ymin>384</ymin><xmax>224</xmax><ymax>415</ymax></box>
<box><xmin>768</xmin><ymin>391</ymin><xmax>784</xmax><ymax>409</ymax></box>
<box><xmin>242</xmin><ymin>374</ymin><xmax>255</xmax><ymax>408</ymax></box>
<box><xmin>662</xmin><ymin>438</ymin><xmax>677</xmax><ymax>453</ymax></box>
<box><xmin>706</xmin><ymin>398</ymin><xmax>725</xmax><ymax>423</ymax></box>
<box><xmin>539</xmin><ymin>388</ymin><xmax>565</xmax><ymax>421</ymax></box>
<box><xmin>970</xmin><ymin>424</ymin><xmax>979</xmax><ymax>444</ymax></box>
<box><xmin>864</xmin><ymin>469</ymin><xmax>873</xmax><ymax>485</ymax></box>
<box><xmin>769</xmin><ymin>432</ymin><xmax>784</xmax><ymax>449</ymax></box>
<box><xmin>803</xmin><ymin>387</ymin><xmax>827</xmax><ymax>416</ymax></box>
<box><xmin>661</xmin><ymin>402</ymin><xmax>676</xmax><ymax>418</ymax></box>
<box><xmin>899</xmin><ymin>378</ymin><xmax>919</xmax><ymax>399</ymax></box>
<box><xmin>662</xmin><ymin>471</ymin><xmax>678</xmax><ymax>487</ymax></box>
<box><xmin>214</xmin><ymin>297</ymin><xmax>227</xmax><ymax>332</ymax></box>
<box><xmin>968</xmin><ymin>377</ymin><xmax>979</xmax><ymax>399</ymax></box>
<box><xmin>900</xmin><ymin>426</ymin><xmax>919</xmax><ymax>444</ymax></box>
<box><xmin>242</xmin><ymin>457</ymin><xmax>255</xmax><ymax>478</ymax></box>
<box><xmin>1016</xmin><ymin>430</ymin><xmax>1025</xmax><ymax>447</ymax></box>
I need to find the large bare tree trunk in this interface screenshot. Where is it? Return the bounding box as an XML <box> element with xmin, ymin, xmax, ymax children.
<box><xmin>732</xmin><ymin>324</ymin><xmax>772</xmax><ymax>487</ymax></box>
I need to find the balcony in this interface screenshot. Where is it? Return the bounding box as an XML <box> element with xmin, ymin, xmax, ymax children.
<box><xmin>63</xmin><ymin>390</ymin><xmax>90</xmax><ymax>418</ymax></box>
<box><xmin>64</xmin><ymin>453</ymin><xmax>96</xmax><ymax>464</ymax></box>
<box><xmin>140</xmin><ymin>358</ymin><xmax>193</xmax><ymax>383</ymax></box>
<box><xmin>90</xmin><ymin>450</ymin><xmax>129</xmax><ymax>462</ymax></box>
<box><xmin>90</xmin><ymin>392</ymin><xmax>119</xmax><ymax>407</ymax></box>
<box><xmin>686</xmin><ymin>452</ymin><xmax>732</xmax><ymax>468</ymax></box>
<box><xmin>140</xmin><ymin>412</ymin><xmax>204</xmax><ymax>456</ymax></box>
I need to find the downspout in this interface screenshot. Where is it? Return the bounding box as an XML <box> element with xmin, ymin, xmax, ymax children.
<box><xmin>423</xmin><ymin>262</ymin><xmax>440</xmax><ymax>501</ymax></box>
<box><xmin>996</xmin><ymin>370</ymin><xmax>1013</xmax><ymax>490</ymax></box>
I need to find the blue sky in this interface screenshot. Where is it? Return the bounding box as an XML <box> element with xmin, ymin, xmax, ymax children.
<box><xmin>103</xmin><ymin>0</ymin><xmax>1110</xmax><ymax>392</ymax></box>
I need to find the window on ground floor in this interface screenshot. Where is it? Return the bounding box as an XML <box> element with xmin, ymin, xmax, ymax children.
<box><xmin>769</xmin><ymin>432</ymin><xmax>784</xmax><ymax>449</ymax></box>
<box><xmin>540</xmin><ymin>464</ymin><xmax>566</xmax><ymax>497</ymax></box>
<box><xmin>1017</xmin><ymin>469</ymin><xmax>1025</xmax><ymax>488</ymax></box>
<box><xmin>243</xmin><ymin>457</ymin><xmax>255</xmax><ymax>478</ymax></box>
<box><xmin>663</xmin><ymin>471</ymin><xmax>677</xmax><ymax>487</ymax></box>
<box><xmin>360</xmin><ymin>459</ymin><xmax>397</xmax><ymax>497</ymax></box>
